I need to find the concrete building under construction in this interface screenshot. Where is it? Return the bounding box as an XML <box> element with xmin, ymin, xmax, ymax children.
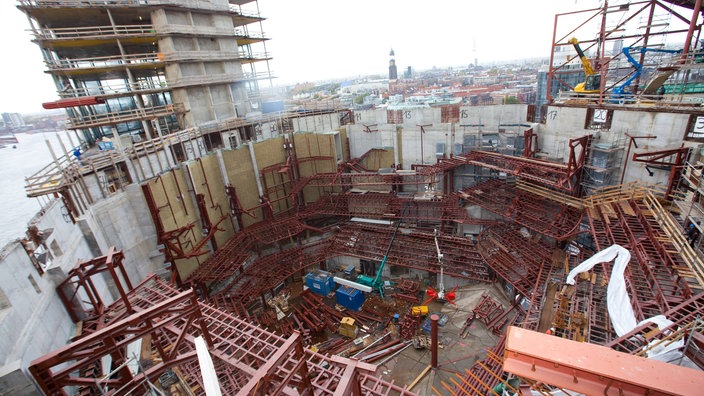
<box><xmin>3</xmin><ymin>0</ymin><xmax>704</xmax><ymax>395</ymax></box>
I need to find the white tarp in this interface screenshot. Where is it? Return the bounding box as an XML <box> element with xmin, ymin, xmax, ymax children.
<box><xmin>565</xmin><ymin>245</ymin><xmax>684</xmax><ymax>361</ymax></box>
<box><xmin>565</xmin><ymin>244</ymin><xmax>636</xmax><ymax>336</ymax></box>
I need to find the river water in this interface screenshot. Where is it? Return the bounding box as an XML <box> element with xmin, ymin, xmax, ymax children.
<box><xmin>0</xmin><ymin>132</ymin><xmax>77</xmax><ymax>247</ymax></box>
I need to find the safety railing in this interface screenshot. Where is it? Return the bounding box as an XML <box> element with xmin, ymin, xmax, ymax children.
<box><xmin>57</xmin><ymin>80</ymin><xmax>169</xmax><ymax>98</ymax></box>
<box><xmin>45</xmin><ymin>53</ymin><xmax>162</xmax><ymax>71</ymax></box>
<box><xmin>33</xmin><ymin>24</ymin><xmax>154</xmax><ymax>40</ymax></box>
<box><xmin>643</xmin><ymin>191</ymin><xmax>704</xmax><ymax>289</ymax></box>
<box><xmin>67</xmin><ymin>103</ymin><xmax>183</xmax><ymax>129</ymax></box>
<box><xmin>19</xmin><ymin>1</ymin><xmax>240</xmax><ymax>13</ymax></box>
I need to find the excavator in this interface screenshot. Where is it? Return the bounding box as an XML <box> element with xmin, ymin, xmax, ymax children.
<box><xmin>568</xmin><ymin>37</ymin><xmax>602</xmax><ymax>94</ymax></box>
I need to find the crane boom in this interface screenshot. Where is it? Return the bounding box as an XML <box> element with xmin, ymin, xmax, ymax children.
<box><xmin>568</xmin><ymin>37</ymin><xmax>596</xmax><ymax>76</ymax></box>
<box><xmin>568</xmin><ymin>37</ymin><xmax>601</xmax><ymax>93</ymax></box>
<box><xmin>355</xmin><ymin>202</ymin><xmax>410</xmax><ymax>298</ymax></box>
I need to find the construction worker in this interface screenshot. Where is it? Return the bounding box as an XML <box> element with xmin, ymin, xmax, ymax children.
<box><xmin>73</xmin><ymin>147</ymin><xmax>82</xmax><ymax>165</ymax></box>
<box><xmin>545</xmin><ymin>327</ymin><xmax>556</xmax><ymax>336</ymax></box>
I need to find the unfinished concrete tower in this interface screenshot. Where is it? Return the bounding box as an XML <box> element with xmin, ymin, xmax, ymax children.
<box><xmin>18</xmin><ymin>0</ymin><xmax>272</xmax><ymax>145</ymax></box>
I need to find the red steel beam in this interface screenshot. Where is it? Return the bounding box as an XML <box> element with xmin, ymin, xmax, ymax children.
<box><xmin>34</xmin><ymin>273</ymin><xmax>417</xmax><ymax>396</ymax></box>
<box><xmin>503</xmin><ymin>326</ymin><xmax>704</xmax><ymax>396</ymax></box>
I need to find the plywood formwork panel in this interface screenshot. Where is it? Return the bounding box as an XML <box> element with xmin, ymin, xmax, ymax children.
<box><xmin>361</xmin><ymin>148</ymin><xmax>395</xmax><ymax>171</ymax></box>
<box><xmin>254</xmin><ymin>137</ymin><xmax>287</xmax><ymax>214</ymax></box>
<box><xmin>340</xmin><ymin>127</ymin><xmax>350</xmax><ymax>162</ymax></box>
<box><xmin>293</xmin><ymin>133</ymin><xmax>338</xmax><ymax>204</ymax></box>
<box><xmin>222</xmin><ymin>147</ymin><xmax>260</xmax><ymax>228</ymax></box>
<box><xmin>186</xmin><ymin>155</ymin><xmax>235</xmax><ymax>249</ymax></box>
<box><xmin>144</xmin><ymin>169</ymin><xmax>202</xmax><ymax>279</ymax></box>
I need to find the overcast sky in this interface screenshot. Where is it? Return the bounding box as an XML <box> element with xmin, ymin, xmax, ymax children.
<box><xmin>0</xmin><ymin>0</ymin><xmax>607</xmax><ymax>114</ymax></box>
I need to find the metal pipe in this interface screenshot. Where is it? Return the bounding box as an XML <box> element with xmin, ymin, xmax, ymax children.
<box><xmin>356</xmin><ymin>339</ymin><xmax>400</xmax><ymax>360</ymax></box>
<box><xmin>376</xmin><ymin>341</ymin><xmax>413</xmax><ymax>366</ymax></box>
<box><xmin>431</xmin><ymin>313</ymin><xmax>439</xmax><ymax>368</ymax></box>
<box><xmin>360</xmin><ymin>340</ymin><xmax>409</xmax><ymax>362</ymax></box>
<box><xmin>351</xmin><ymin>332</ymin><xmax>390</xmax><ymax>358</ymax></box>
<box><xmin>333</xmin><ymin>277</ymin><xmax>372</xmax><ymax>293</ymax></box>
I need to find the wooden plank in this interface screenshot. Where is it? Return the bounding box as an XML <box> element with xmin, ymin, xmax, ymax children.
<box><xmin>619</xmin><ymin>200</ymin><xmax>636</xmax><ymax>216</ymax></box>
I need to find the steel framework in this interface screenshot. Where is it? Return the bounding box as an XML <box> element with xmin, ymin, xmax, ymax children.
<box><xmin>33</xmin><ymin>271</ymin><xmax>417</xmax><ymax>396</ymax></box>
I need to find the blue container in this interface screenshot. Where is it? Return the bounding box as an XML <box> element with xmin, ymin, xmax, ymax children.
<box><xmin>305</xmin><ymin>271</ymin><xmax>335</xmax><ymax>296</ymax></box>
<box><xmin>336</xmin><ymin>285</ymin><xmax>365</xmax><ymax>311</ymax></box>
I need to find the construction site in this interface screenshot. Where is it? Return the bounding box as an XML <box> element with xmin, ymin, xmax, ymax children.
<box><xmin>3</xmin><ymin>0</ymin><xmax>704</xmax><ymax>395</ymax></box>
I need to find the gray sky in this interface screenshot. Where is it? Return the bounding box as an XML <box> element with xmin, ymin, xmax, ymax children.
<box><xmin>1</xmin><ymin>0</ymin><xmax>606</xmax><ymax>114</ymax></box>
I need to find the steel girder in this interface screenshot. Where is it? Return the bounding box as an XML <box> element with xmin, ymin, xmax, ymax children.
<box><xmin>216</xmin><ymin>240</ymin><xmax>331</xmax><ymax>303</ymax></box>
<box><xmin>328</xmin><ymin>222</ymin><xmax>491</xmax><ymax>282</ymax></box>
<box><xmin>187</xmin><ymin>188</ymin><xmax>497</xmax><ymax>288</ymax></box>
<box><xmin>586</xmin><ymin>200</ymin><xmax>691</xmax><ymax>321</ymax></box>
<box><xmin>283</xmin><ymin>136</ymin><xmax>590</xmax><ymax>207</ymax></box>
<box><xmin>476</xmin><ymin>223</ymin><xmax>553</xmax><ymax>312</ymax></box>
<box><xmin>34</xmin><ymin>274</ymin><xmax>417</xmax><ymax>396</ymax></box>
<box><xmin>56</xmin><ymin>246</ymin><xmax>133</xmax><ymax>323</ymax></box>
<box><xmin>30</xmin><ymin>288</ymin><xmax>212</xmax><ymax>395</ymax></box>
<box><xmin>209</xmin><ymin>223</ymin><xmax>492</xmax><ymax>307</ymax></box>
<box><xmin>459</xmin><ymin>179</ymin><xmax>585</xmax><ymax>240</ymax></box>
<box><xmin>605</xmin><ymin>292</ymin><xmax>704</xmax><ymax>354</ymax></box>
<box><xmin>503</xmin><ymin>326</ymin><xmax>704</xmax><ymax>396</ymax></box>
<box><xmin>185</xmin><ymin>216</ymin><xmax>320</xmax><ymax>285</ymax></box>
<box><xmin>631</xmin><ymin>146</ymin><xmax>690</xmax><ymax>197</ymax></box>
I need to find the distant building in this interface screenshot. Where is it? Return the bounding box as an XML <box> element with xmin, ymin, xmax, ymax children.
<box><xmin>403</xmin><ymin>66</ymin><xmax>412</xmax><ymax>79</ymax></box>
<box><xmin>1</xmin><ymin>112</ymin><xmax>25</xmax><ymax>129</ymax></box>
<box><xmin>389</xmin><ymin>48</ymin><xmax>398</xmax><ymax>80</ymax></box>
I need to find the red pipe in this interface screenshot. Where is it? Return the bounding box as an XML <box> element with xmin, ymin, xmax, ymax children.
<box><xmin>42</xmin><ymin>96</ymin><xmax>105</xmax><ymax>109</ymax></box>
<box><xmin>431</xmin><ymin>313</ymin><xmax>439</xmax><ymax>368</ymax></box>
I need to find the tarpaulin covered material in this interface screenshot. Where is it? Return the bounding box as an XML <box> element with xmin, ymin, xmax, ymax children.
<box><xmin>565</xmin><ymin>245</ymin><xmax>685</xmax><ymax>362</ymax></box>
<box><xmin>565</xmin><ymin>244</ymin><xmax>637</xmax><ymax>337</ymax></box>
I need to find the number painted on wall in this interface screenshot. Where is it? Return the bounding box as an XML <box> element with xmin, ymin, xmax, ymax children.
<box><xmin>461</xmin><ymin>110</ymin><xmax>469</xmax><ymax>119</ymax></box>
<box><xmin>593</xmin><ymin>109</ymin><xmax>607</xmax><ymax>123</ymax></box>
<box><xmin>547</xmin><ymin>110</ymin><xmax>557</xmax><ymax>120</ymax></box>
<box><xmin>695</xmin><ymin>116</ymin><xmax>704</xmax><ymax>133</ymax></box>
<box><xmin>404</xmin><ymin>111</ymin><xmax>412</xmax><ymax>119</ymax></box>
<box><xmin>355</xmin><ymin>112</ymin><xmax>362</xmax><ymax>122</ymax></box>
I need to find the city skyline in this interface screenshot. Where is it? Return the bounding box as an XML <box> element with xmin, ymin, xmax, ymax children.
<box><xmin>1</xmin><ymin>0</ymin><xmax>605</xmax><ymax>113</ymax></box>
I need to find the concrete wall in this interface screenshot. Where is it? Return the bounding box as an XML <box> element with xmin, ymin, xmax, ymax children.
<box><xmin>541</xmin><ymin>105</ymin><xmax>703</xmax><ymax>187</ymax></box>
<box><xmin>291</xmin><ymin>113</ymin><xmax>340</xmax><ymax>132</ymax></box>
<box><xmin>153</xmin><ymin>8</ymin><xmax>246</xmax><ymax>128</ymax></box>
<box><xmin>84</xmin><ymin>184</ymin><xmax>164</xmax><ymax>284</ymax></box>
<box><xmin>461</xmin><ymin>104</ymin><xmax>529</xmax><ymax>129</ymax></box>
<box><xmin>0</xmin><ymin>200</ymin><xmax>100</xmax><ymax>395</ymax></box>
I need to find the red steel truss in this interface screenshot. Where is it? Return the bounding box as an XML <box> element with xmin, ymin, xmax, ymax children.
<box><xmin>631</xmin><ymin>146</ymin><xmax>690</xmax><ymax>197</ymax></box>
<box><xmin>56</xmin><ymin>246</ymin><xmax>133</xmax><ymax>323</ymax></box>
<box><xmin>605</xmin><ymin>291</ymin><xmax>704</xmax><ymax>355</ymax></box>
<box><xmin>280</xmin><ymin>135</ymin><xmax>590</xmax><ymax>211</ymax></box>
<box><xmin>459</xmin><ymin>178</ymin><xmax>585</xmax><ymax>240</ymax></box>
<box><xmin>204</xmin><ymin>222</ymin><xmax>492</xmax><ymax>308</ymax></box>
<box><xmin>476</xmin><ymin>223</ymin><xmax>554</xmax><ymax>318</ymax></box>
<box><xmin>328</xmin><ymin>223</ymin><xmax>491</xmax><ymax>282</ymax></box>
<box><xmin>33</xmin><ymin>272</ymin><xmax>417</xmax><ymax>396</ymax></box>
<box><xmin>586</xmin><ymin>199</ymin><xmax>693</xmax><ymax>321</ymax></box>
